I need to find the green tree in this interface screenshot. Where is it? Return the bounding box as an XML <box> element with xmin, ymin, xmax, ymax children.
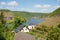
<box><xmin>0</xmin><ymin>12</ymin><xmax>5</xmax><ymax>26</ymax></box>
<box><xmin>46</xmin><ymin>26</ymin><xmax>60</xmax><ymax>40</ymax></box>
<box><xmin>0</xmin><ymin>12</ymin><xmax>14</xmax><ymax>40</ymax></box>
<box><xmin>0</xmin><ymin>23</ymin><xmax>6</xmax><ymax>40</ymax></box>
<box><xmin>14</xmin><ymin>17</ymin><xmax>26</xmax><ymax>29</ymax></box>
<box><xmin>57</xmin><ymin>23</ymin><xmax>60</xmax><ymax>28</ymax></box>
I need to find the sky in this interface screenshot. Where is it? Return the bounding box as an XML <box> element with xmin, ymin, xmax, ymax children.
<box><xmin>0</xmin><ymin>0</ymin><xmax>60</xmax><ymax>13</ymax></box>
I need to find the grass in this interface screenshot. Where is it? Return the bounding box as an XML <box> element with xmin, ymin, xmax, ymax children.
<box><xmin>28</xmin><ymin>23</ymin><xmax>60</xmax><ymax>40</ymax></box>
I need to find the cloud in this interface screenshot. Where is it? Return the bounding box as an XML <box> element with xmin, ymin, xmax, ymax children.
<box><xmin>0</xmin><ymin>1</ymin><xmax>18</xmax><ymax>6</ymax></box>
<box><xmin>52</xmin><ymin>5</ymin><xmax>60</xmax><ymax>10</ymax></box>
<box><xmin>34</xmin><ymin>4</ymin><xmax>42</xmax><ymax>8</ymax></box>
<box><xmin>7</xmin><ymin>1</ymin><xmax>18</xmax><ymax>6</ymax></box>
<box><xmin>43</xmin><ymin>5</ymin><xmax>51</xmax><ymax>8</ymax></box>
<box><xmin>56</xmin><ymin>5</ymin><xmax>60</xmax><ymax>8</ymax></box>
<box><xmin>40</xmin><ymin>9</ymin><xmax>49</xmax><ymax>13</ymax></box>
<box><xmin>20</xmin><ymin>8</ymin><xmax>31</xmax><ymax>11</ymax></box>
<box><xmin>19</xmin><ymin>8</ymin><xmax>49</xmax><ymax>13</ymax></box>
<box><xmin>34</xmin><ymin>4</ymin><xmax>51</xmax><ymax>8</ymax></box>
<box><xmin>20</xmin><ymin>8</ymin><xmax>35</xmax><ymax>12</ymax></box>
<box><xmin>0</xmin><ymin>2</ymin><xmax>6</xmax><ymax>5</ymax></box>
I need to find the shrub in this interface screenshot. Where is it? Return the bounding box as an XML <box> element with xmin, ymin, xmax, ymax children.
<box><xmin>57</xmin><ymin>23</ymin><xmax>60</xmax><ymax>28</ymax></box>
<box><xmin>46</xmin><ymin>27</ymin><xmax>60</xmax><ymax>40</ymax></box>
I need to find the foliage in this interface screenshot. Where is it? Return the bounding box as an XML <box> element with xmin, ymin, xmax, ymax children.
<box><xmin>50</xmin><ymin>7</ymin><xmax>60</xmax><ymax>17</ymax></box>
<box><xmin>57</xmin><ymin>23</ymin><xmax>60</xmax><ymax>28</ymax></box>
<box><xmin>0</xmin><ymin>12</ymin><xmax>14</xmax><ymax>40</ymax></box>
<box><xmin>28</xmin><ymin>23</ymin><xmax>60</xmax><ymax>40</ymax></box>
<box><xmin>46</xmin><ymin>26</ymin><xmax>60</xmax><ymax>40</ymax></box>
<box><xmin>0</xmin><ymin>9</ymin><xmax>11</xmax><ymax>12</ymax></box>
<box><xmin>0</xmin><ymin>7</ymin><xmax>60</xmax><ymax>40</ymax></box>
<box><xmin>36</xmin><ymin>25</ymin><xmax>48</xmax><ymax>32</ymax></box>
<box><xmin>12</xmin><ymin>11</ymin><xmax>48</xmax><ymax>19</ymax></box>
<box><xmin>14</xmin><ymin>16</ymin><xmax>26</xmax><ymax>29</ymax></box>
<box><xmin>0</xmin><ymin>11</ymin><xmax>26</xmax><ymax>40</ymax></box>
<box><xmin>0</xmin><ymin>7</ymin><xmax>60</xmax><ymax>19</ymax></box>
<box><xmin>0</xmin><ymin>12</ymin><xmax>5</xmax><ymax>25</ymax></box>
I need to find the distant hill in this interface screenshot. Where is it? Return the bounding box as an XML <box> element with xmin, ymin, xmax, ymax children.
<box><xmin>0</xmin><ymin>9</ymin><xmax>48</xmax><ymax>19</ymax></box>
<box><xmin>0</xmin><ymin>9</ymin><xmax>11</xmax><ymax>12</ymax></box>
<box><xmin>12</xmin><ymin>11</ymin><xmax>47</xmax><ymax>19</ymax></box>
<box><xmin>0</xmin><ymin>7</ymin><xmax>60</xmax><ymax>19</ymax></box>
<box><xmin>11</xmin><ymin>7</ymin><xmax>60</xmax><ymax>18</ymax></box>
<box><xmin>40</xmin><ymin>7</ymin><xmax>60</xmax><ymax>27</ymax></box>
<box><xmin>50</xmin><ymin>7</ymin><xmax>60</xmax><ymax>17</ymax></box>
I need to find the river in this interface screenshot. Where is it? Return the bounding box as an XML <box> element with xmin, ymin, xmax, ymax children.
<box><xmin>23</xmin><ymin>18</ymin><xmax>45</xmax><ymax>25</ymax></box>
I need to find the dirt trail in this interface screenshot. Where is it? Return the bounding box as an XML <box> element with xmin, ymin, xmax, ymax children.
<box><xmin>15</xmin><ymin>32</ymin><xmax>36</xmax><ymax>40</ymax></box>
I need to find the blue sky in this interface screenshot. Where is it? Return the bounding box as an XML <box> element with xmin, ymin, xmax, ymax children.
<box><xmin>0</xmin><ymin>0</ymin><xmax>60</xmax><ymax>13</ymax></box>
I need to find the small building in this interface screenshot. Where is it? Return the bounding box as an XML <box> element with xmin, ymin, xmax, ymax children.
<box><xmin>14</xmin><ymin>24</ymin><xmax>36</xmax><ymax>33</ymax></box>
<box><xmin>21</xmin><ymin>27</ymin><xmax>29</xmax><ymax>32</ymax></box>
<box><xmin>28</xmin><ymin>24</ymin><xmax>36</xmax><ymax>29</ymax></box>
<box><xmin>14</xmin><ymin>25</ymin><xmax>29</xmax><ymax>33</ymax></box>
<box><xmin>21</xmin><ymin>24</ymin><xmax>36</xmax><ymax>32</ymax></box>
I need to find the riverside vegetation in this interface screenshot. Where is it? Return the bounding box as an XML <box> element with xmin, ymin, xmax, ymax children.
<box><xmin>0</xmin><ymin>11</ymin><xmax>26</xmax><ymax>40</ymax></box>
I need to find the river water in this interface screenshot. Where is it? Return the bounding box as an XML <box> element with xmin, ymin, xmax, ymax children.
<box><xmin>23</xmin><ymin>18</ymin><xmax>45</xmax><ymax>25</ymax></box>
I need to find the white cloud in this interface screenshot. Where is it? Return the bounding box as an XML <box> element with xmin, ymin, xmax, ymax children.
<box><xmin>40</xmin><ymin>9</ymin><xmax>49</xmax><ymax>13</ymax></box>
<box><xmin>0</xmin><ymin>1</ymin><xmax>18</xmax><ymax>6</ymax></box>
<box><xmin>43</xmin><ymin>5</ymin><xmax>51</xmax><ymax>8</ymax></box>
<box><xmin>20</xmin><ymin>8</ymin><xmax>35</xmax><ymax>12</ymax></box>
<box><xmin>34</xmin><ymin>4</ymin><xmax>51</xmax><ymax>8</ymax></box>
<box><xmin>34</xmin><ymin>4</ymin><xmax>42</xmax><ymax>8</ymax></box>
<box><xmin>0</xmin><ymin>2</ymin><xmax>6</xmax><ymax>5</ymax></box>
<box><xmin>56</xmin><ymin>5</ymin><xmax>60</xmax><ymax>8</ymax></box>
<box><xmin>53</xmin><ymin>5</ymin><xmax>60</xmax><ymax>10</ymax></box>
<box><xmin>7</xmin><ymin>1</ymin><xmax>18</xmax><ymax>6</ymax></box>
<box><xmin>20</xmin><ymin>8</ymin><xmax>30</xmax><ymax>11</ymax></box>
<box><xmin>20</xmin><ymin>8</ymin><xmax>49</xmax><ymax>13</ymax></box>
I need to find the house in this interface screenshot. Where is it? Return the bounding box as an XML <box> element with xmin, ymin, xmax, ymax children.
<box><xmin>15</xmin><ymin>32</ymin><xmax>36</xmax><ymax>40</ymax></box>
<box><xmin>21</xmin><ymin>27</ymin><xmax>29</xmax><ymax>32</ymax></box>
<box><xmin>14</xmin><ymin>25</ymin><xmax>29</xmax><ymax>33</ymax></box>
<box><xmin>21</xmin><ymin>24</ymin><xmax>36</xmax><ymax>32</ymax></box>
<box><xmin>28</xmin><ymin>24</ymin><xmax>36</xmax><ymax>29</ymax></box>
<box><xmin>14</xmin><ymin>24</ymin><xmax>36</xmax><ymax>33</ymax></box>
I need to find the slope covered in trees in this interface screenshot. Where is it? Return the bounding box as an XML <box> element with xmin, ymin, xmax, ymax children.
<box><xmin>0</xmin><ymin>10</ymin><xmax>26</xmax><ymax>40</ymax></box>
<box><xmin>12</xmin><ymin>11</ymin><xmax>48</xmax><ymax>19</ymax></box>
<box><xmin>0</xmin><ymin>7</ymin><xmax>60</xmax><ymax>18</ymax></box>
<box><xmin>50</xmin><ymin>7</ymin><xmax>60</xmax><ymax>17</ymax></box>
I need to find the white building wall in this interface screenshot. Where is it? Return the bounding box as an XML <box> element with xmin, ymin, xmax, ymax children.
<box><xmin>21</xmin><ymin>27</ymin><xmax>29</xmax><ymax>32</ymax></box>
<box><xmin>28</xmin><ymin>26</ymin><xmax>32</xmax><ymax>29</ymax></box>
<box><xmin>28</xmin><ymin>25</ymin><xmax>36</xmax><ymax>29</ymax></box>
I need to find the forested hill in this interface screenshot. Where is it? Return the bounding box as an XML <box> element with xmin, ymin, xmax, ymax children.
<box><xmin>0</xmin><ymin>9</ymin><xmax>48</xmax><ymax>18</ymax></box>
<box><xmin>12</xmin><ymin>11</ymin><xmax>47</xmax><ymax>18</ymax></box>
<box><xmin>50</xmin><ymin>7</ymin><xmax>60</xmax><ymax>17</ymax></box>
<box><xmin>0</xmin><ymin>7</ymin><xmax>60</xmax><ymax>19</ymax></box>
<box><xmin>0</xmin><ymin>9</ymin><xmax>11</xmax><ymax>12</ymax></box>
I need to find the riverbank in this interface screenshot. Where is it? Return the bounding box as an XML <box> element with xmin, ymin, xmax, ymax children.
<box><xmin>39</xmin><ymin>16</ymin><xmax>60</xmax><ymax>27</ymax></box>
